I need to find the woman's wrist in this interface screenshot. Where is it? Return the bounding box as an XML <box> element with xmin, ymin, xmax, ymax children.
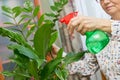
<box><xmin>97</xmin><ymin>19</ymin><xmax>112</xmax><ymax>33</ymax></box>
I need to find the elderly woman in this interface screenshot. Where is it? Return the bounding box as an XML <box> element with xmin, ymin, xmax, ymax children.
<box><xmin>66</xmin><ymin>0</ymin><xmax>120</xmax><ymax>80</ymax></box>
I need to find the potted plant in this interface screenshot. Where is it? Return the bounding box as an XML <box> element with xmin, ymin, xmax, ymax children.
<box><xmin>0</xmin><ymin>0</ymin><xmax>86</xmax><ymax>80</ymax></box>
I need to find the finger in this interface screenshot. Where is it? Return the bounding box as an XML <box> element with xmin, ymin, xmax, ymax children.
<box><xmin>80</xmin><ymin>28</ymin><xmax>87</xmax><ymax>35</ymax></box>
<box><xmin>67</xmin><ymin>16</ymin><xmax>79</xmax><ymax>30</ymax></box>
<box><xmin>76</xmin><ymin>20</ymin><xmax>85</xmax><ymax>32</ymax></box>
<box><xmin>80</xmin><ymin>23</ymin><xmax>96</xmax><ymax>35</ymax></box>
<box><xmin>76</xmin><ymin>18</ymin><xmax>90</xmax><ymax>34</ymax></box>
<box><xmin>69</xmin><ymin>24</ymin><xmax>76</xmax><ymax>36</ymax></box>
<box><xmin>69</xmin><ymin>17</ymin><xmax>84</xmax><ymax>35</ymax></box>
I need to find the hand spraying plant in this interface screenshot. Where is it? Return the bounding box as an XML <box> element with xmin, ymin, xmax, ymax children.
<box><xmin>60</xmin><ymin>12</ymin><xmax>109</xmax><ymax>54</ymax></box>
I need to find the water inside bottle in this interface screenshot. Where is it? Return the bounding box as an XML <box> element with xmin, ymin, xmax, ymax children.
<box><xmin>87</xmin><ymin>41</ymin><xmax>105</xmax><ymax>54</ymax></box>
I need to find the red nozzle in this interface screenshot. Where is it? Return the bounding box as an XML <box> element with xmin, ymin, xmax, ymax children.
<box><xmin>59</xmin><ymin>12</ymin><xmax>78</xmax><ymax>25</ymax></box>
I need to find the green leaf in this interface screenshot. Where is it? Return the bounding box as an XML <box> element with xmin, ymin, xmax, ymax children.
<box><xmin>19</xmin><ymin>14</ymin><xmax>31</xmax><ymax>25</ymax></box>
<box><xmin>0</xmin><ymin>28</ymin><xmax>32</xmax><ymax>50</ymax></box>
<box><xmin>56</xmin><ymin>48</ymin><xmax>63</xmax><ymax>59</ymax></box>
<box><xmin>11</xmin><ymin>50</ymin><xmax>29</xmax><ymax>68</ymax></box>
<box><xmin>24</xmin><ymin>0</ymin><xmax>33</xmax><ymax>8</ymax></box>
<box><xmin>22</xmin><ymin>19</ymin><xmax>31</xmax><ymax>30</ymax></box>
<box><xmin>55</xmin><ymin>68</ymin><xmax>64</xmax><ymax>80</ymax></box>
<box><xmin>2</xmin><ymin>70</ymin><xmax>30</xmax><ymax>78</ymax></box>
<box><xmin>13</xmin><ymin>71</ymin><xmax>30</xmax><ymax>78</ymax></box>
<box><xmin>8</xmin><ymin>44</ymin><xmax>36</xmax><ymax>59</ymax></box>
<box><xmin>63</xmin><ymin>50</ymin><xmax>88</xmax><ymax>65</ymax></box>
<box><xmin>53</xmin><ymin>18</ymin><xmax>58</xmax><ymax>22</ymax></box>
<box><xmin>50</xmin><ymin>6</ymin><xmax>59</xmax><ymax>11</ymax></box>
<box><xmin>34</xmin><ymin>23</ymin><xmax>52</xmax><ymax>59</ymax></box>
<box><xmin>49</xmin><ymin>31</ymin><xmax>58</xmax><ymax>47</ymax></box>
<box><xmin>23</xmin><ymin>0</ymin><xmax>33</xmax><ymax>12</ymax></box>
<box><xmin>57</xmin><ymin>8</ymin><xmax>62</xmax><ymax>13</ymax></box>
<box><xmin>4</xmin><ymin>22</ymin><xmax>14</xmax><ymax>25</ymax></box>
<box><xmin>8</xmin><ymin>44</ymin><xmax>42</xmax><ymax>67</ymax></box>
<box><xmin>54</xmin><ymin>2</ymin><xmax>63</xmax><ymax>12</ymax></box>
<box><xmin>2</xmin><ymin>13</ymin><xmax>13</xmax><ymax>18</ymax></box>
<box><xmin>0</xmin><ymin>27</ymin><xmax>26</xmax><ymax>45</ymax></box>
<box><xmin>33</xmin><ymin>6</ymin><xmax>40</xmax><ymax>17</ymax></box>
<box><xmin>2</xmin><ymin>71</ymin><xmax>15</xmax><ymax>77</ymax></box>
<box><xmin>38</xmin><ymin>14</ymin><xmax>44</xmax><ymax>26</ymax></box>
<box><xmin>28</xmin><ymin>60</ymin><xmax>39</xmax><ymax>80</ymax></box>
<box><xmin>11</xmin><ymin>58</ymin><xmax>25</xmax><ymax>68</ymax></box>
<box><xmin>54</xmin><ymin>2</ymin><xmax>61</xmax><ymax>7</ymax></box>
<box><xmin>18</xmin><ymin>17</ymin><xmax>25</xmax><ymax>24</ymax></box>
<box><xmin>21</xmin><ymin>14</ymin><xmax>31</xmax><ymax>19</ymax></box>
<box><xmin>22</xmin><ymin>8</ymin><xmax>32</xmax><ymax>12</ymax></box>
<box><xmin>55</xmin><ymin>1</ymin><xmax>63</xmax><ymax>8</ymax></box>
<box><xmin>13</xmin><ymin>67</ymin><xmax>30</xmax><ymax>80</ymax></box>
<box><xmin>45</xmin><ymin>13</ymin><xmax>56</xmax><ymax>17</ymax></box>
<box><xmin>1</xmin><ymin>6</ymin><xmax>12</xmax><ymax>14</ymax></box>
<box><xmin>63</xmin><ymin>0</ymin><xmax>68</xmax><ymax>5</ymax></box>
<box><xmin>26</xmin><ymin>24</ymin><xmax>35</xmax><ymax>38</ymax></box>
<box><xmin>61</xmin><ymin>69</ymin><xmax>69</xmax><ymax>80</ymax></box>
<box><xmin>40</xmin><ymin>58</ymin><xmax>62</xmax><ymax>80</ymax></box>
<box><xmin>60</xmin><ymin>0</ymin><xmax>68</xmax><ymax>5</ymax></box>
<box><xmin>44</xmin><ymin>20</ymin><xmax>53</xmax><ymax>24</ymax></box>
<box><xmin>12</xmin><ymin>6</ymin><xmax>22</xmax><ymax>18</ymax></box>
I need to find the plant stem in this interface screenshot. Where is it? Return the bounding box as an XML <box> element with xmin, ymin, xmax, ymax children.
<box><xmin>12</xmin><ymin>14</ymin><xmax>27</xmax><ymax>41</ymax></box>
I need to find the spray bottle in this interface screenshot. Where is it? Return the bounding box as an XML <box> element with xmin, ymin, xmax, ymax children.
<box><xmin>60</xmin><ymin>12</ymin><xmax>109</xmax><ymax>54</ymax></box>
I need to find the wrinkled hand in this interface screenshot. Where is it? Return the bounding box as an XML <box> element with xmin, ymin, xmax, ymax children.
<box><xmin>67</xmin><ymin>15</ymin><xmax>111</xmax><ymax>35</ymax></box>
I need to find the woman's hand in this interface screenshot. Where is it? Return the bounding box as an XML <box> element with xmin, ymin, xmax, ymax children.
<box><xmin>67</xmin><ymin>15</ymin><xmax>111</xmax><ymax>35</ymax></box>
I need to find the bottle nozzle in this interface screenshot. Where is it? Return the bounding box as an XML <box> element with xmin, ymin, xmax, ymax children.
<box><xmin>59</xmin><ymin>12</ymin><xmax>78</xmax><ymax>25</ymax></box>
<box><xmin>59</xmin><ymin>18</ymin><xmax>65</xmax><ymax>23</ymax></box>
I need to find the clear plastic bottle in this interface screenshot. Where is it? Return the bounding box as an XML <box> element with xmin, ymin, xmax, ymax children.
<box><xmin>60</xmin><ymin>12</ymin><xmax>109</xmax><ymax>54</ymax></box>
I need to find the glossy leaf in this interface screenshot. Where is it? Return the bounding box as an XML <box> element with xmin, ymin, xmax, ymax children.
<box><xmin>55</xmin><ymin>69</ymin><xmax>64</xmax><ymax>80</ymax></box>
<box><xmin>0</xmin><ymin>27</ymin><xmax>26</xmax><ymax>45</ymax></box>
<box><xmin>40</xmin><ymin>58</ymin><xmax>62</xmax><ymax>80</ymax></box>
<box><xmin>26</xmin><ymin>24</ymin><xmax>35</xmax><ymax>38</ymax></box>
<box><xmin>45</xmin><ymin>13</ymin><xmax>56</xmax><ymax>17</ymax></box>
<box><xmin>28</xmin><ymin>60</ymin><xmax>39</xmax><ymax>80</ymax></box>
<box><xmin>50</xmin><ymin>6</ymin><xmax>59</xmax><ymax>11</ymax></box>
<box><xmin>49</xmin><ymin>31</ymin><xmax>58</xmax><ymax>47</ymax></box>
<box><xmin>61</xmin><ymin>0</ymin><xmax>68</xmax><ymax>5</ymax></box>
<box><xmin>4</xmin><ymin>22</ymin><xmax>14</xmax><ymax>25</ymax></box>
<box><xmin>34</xmin><ymin>23</ymin><xmax>52</xmax><ymax>59</ymax></box>
<box><xmin>12</xmin><ymin>49</ymin><xmax>30</xmax><ymax>68</ymax></box>
<box><xmin>33</xmin><ymin>6</ymin><xmax>40</xmax><ymax>17</ymax></box>
<box><xmin>1</xmin><ymin>6</ymin><xmax>12</xmax><ymax>14</ymax></box>
<box><xmin>64</xmin><ymin>50</ymin><xmax>88</xmax><ymax>65</ymax></box>
<box><xmin>23</xmin><ymin>0</ymin><xmax>33</xmax><ymax>12</ymax></box>
<box><xmin>56</xmin><ymin>48</ymin><xmax>64</xmax><ymax>59</ymax></box>
<box><xmin>54</xmin><ymin>2</ymin><xmax>61</xmax><ymax>7</ymax></box>
<box><xmin>38</xmin><ymin>14</ymin><xmax>44</xmax><ymax>26</ymax></box>
<box><xmin>12</xmin><ymin>6</ymin><xmax>22</xmax><ymax>18</ymax></box>
<box><xmin>8</xmin><ymin>44</ymin><xmax>41</xmax><ymax>67</ymax></box>
<box><xmin>2</xmin><ymin>71</ymin><xmax>15</xmax><ymax>77</ymax></box>
<box><xmin>22</xmin><ymin>19</ymin><xmax>31</xmax><ymax>30</ymax></box>
<box><xmin>61</xmin><ymin>69</ymin><xmax>69</xmax><ymax>80</ymax></box>
<box><xmin>21</xmin><ymin>14</ymin><xmax>31</xmax><ymax>19</ymax></box>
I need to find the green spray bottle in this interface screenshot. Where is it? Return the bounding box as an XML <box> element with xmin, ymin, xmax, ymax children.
<box><xmin>60</xmin><ymin>12</ymin><xmax>109</xmax><ymax>54</ymax></box>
